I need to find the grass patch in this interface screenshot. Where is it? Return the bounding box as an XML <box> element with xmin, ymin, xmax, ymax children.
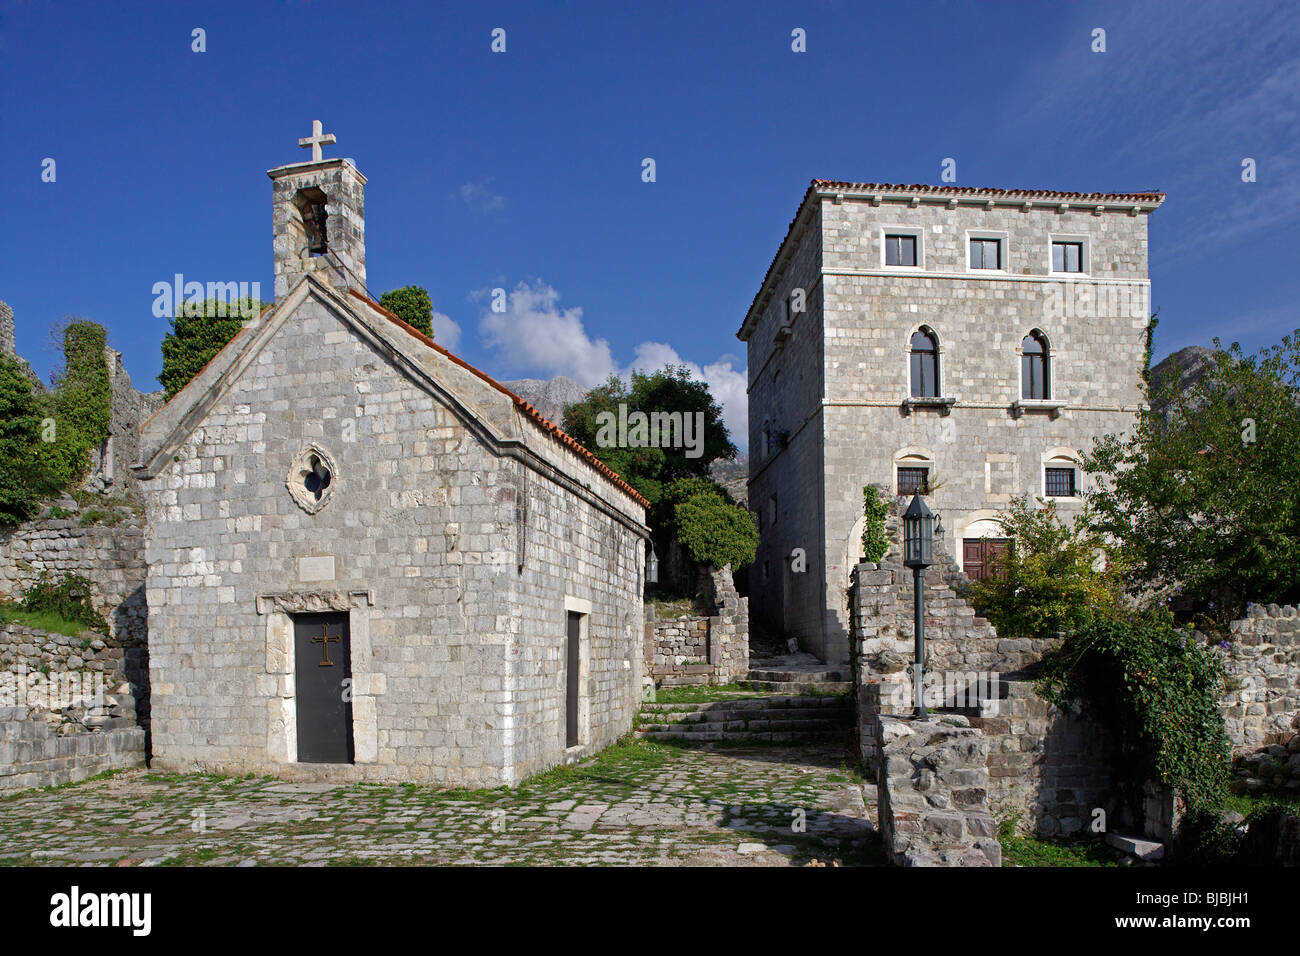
<box><xmin>516</xmin><ymin>736</ymin><xmax>674</xmax><ymax>793</ymax></box>
<box><xmin>1224</xmin><ymin>787</ymin><xmax>1300</xmax><ymax>818</ymax></box>
<box><xmin>997</xmin><ymin>817</ymin><xmax>1120</xmax><ymax>867</ymax></box>
<box><xmin>647</xmin><ymin>683</ymin><xmax>765</xmax><ymax>704</ymax></box>
<box><xmin>0</xmin><ymin>603</ymin><xmax>99</xmax><ymax>638</ymax></box>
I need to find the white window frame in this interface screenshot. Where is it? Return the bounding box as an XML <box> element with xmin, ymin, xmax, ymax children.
<box><xmin>905</xmin><ymin>323</ymin><xmax>945</xmax><ymax>399</ymax></box>
<box><xmin>1016</xmin><ymin>328</ymin><xmax>1055</xmax><ymax>402</ymax></box>
<box><xmin>893</xmin><ymin>447</ymin><xmax>936</xmax><ymax>497</ymax></box>
<box><xmin>1041</xmin><ymin>449</ymin><xmax>1082</xmax><ymax>501</ymax></box>
<box><xmin>880</xmin><ymin>225</ymin><xmax>925</xmax><ymax>271</ymax></box>
<box><xmin>1048</xmin><ymin>232</ymin><xmax>1091</xmax><ymax>277</ymax></box>
<box><xmin>965</xmin><ymin>229</ymin><xmax>1009</xmax><ymax>274</ymax></box>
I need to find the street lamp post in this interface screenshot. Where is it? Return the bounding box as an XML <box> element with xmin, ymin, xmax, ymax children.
<box><xmin>902</xmin><ymin>494</ymin><xmax>935</xmax><ymax>718</ymax></box>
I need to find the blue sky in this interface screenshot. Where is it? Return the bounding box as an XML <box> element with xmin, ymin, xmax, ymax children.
<box><xmin>2</xmin><ymin>0</ymin><xmax>1297</xmax><ymax>449</ymax></box>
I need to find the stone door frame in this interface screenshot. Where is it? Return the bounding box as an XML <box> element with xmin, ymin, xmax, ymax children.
<box><xmin>255</xmin><ymin>589</ymin><xmax>382</xmax><ymax>765</ymax></box>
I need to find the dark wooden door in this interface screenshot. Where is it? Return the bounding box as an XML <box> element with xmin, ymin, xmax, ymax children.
<box><xmin>963</xmin><ymin>539</ymin><xmax>1010</xmax><ymax>582</ymax></box>
<box><xmin>566</xmin><ymin>612</ymin><xmax>581</xmax><ymax>748</ymax></box>
<box><xmin>294</xmin><ymin>612</ymin><xmax>354</xmax><ymax>764</ymax></box>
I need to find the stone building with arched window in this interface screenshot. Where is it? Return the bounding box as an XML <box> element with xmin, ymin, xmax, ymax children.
<box><xmin>738</xmin><ymin>180</ymin><xmax>1162</xmax><ymax>664</ymax></box>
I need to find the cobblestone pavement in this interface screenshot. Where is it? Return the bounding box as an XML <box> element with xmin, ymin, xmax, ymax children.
<box><xmin>0</xmin><ymin>740</ymin><xmax>881</xmax><ymax>866</ymax></box>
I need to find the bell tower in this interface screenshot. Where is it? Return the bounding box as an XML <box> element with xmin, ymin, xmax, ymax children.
<box><xmin>268</xmin><ymin>120</ymin><xmax>367</xmax><ymax>298</ymax></box>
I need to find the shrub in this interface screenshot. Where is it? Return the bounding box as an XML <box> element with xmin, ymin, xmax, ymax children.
<box><xmin>966</xmin><ymin>496</ymin><xmax>1128</xmax><ymax>638</ymax></box>
<box><xmin>159</xmin><ymin>297</ymin><xmax>264</xmax><ymax>400</ymax></box>
<box><xmin>0</xmin><ymin>356</ymin><xmax>54</xmax><ymax>525</ymax></box>
<box><xmin>20</xmin><ymin>572</ymin><xmax>110</xmax><ymax>635</ymax></box>
<box><xmin>672</xmin><ymin>483</ymin><xmax>758</xmax><ymax>572</ymax></box>
<box><xmin>35</xmin><ymin>321</ymin><xmax>113</xmax><ymax>491</ymax></box>
<box><xmin>378</xmin><ymin>285</ymin><xmax>435</xmax><ymax>338</ymax></box>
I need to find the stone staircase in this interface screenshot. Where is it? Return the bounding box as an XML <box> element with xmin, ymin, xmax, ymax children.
<box><xmin>739</xmin><ymin>653</ymin><xmax>852</xmax><ymax>695</ymax></box>
<box><xmin>635</xmin><ymin>695</ymin><xmax>852</xmax><ymax>743</ymax></box>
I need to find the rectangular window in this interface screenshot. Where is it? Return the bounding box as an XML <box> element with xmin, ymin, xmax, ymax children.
<box><xmin>970</xmin><ymin>238</ymin><xmax>1001</xmax><ymax>269</ymax></box>
<box><xmin>1052</xmin><ymin>241</ymin><xmax>1083</xmax><ymax>273</ymax></box>
<box><xmin>897</xmin><ymin>466</ymin><xmax>929</xmax><ymax>496</ymax></box>
<box><xmin>1045</xmin><ymin>467</ymin><xmax>1076</xmax><ymax>497</ymax></box>
<box><xmin>885</xmin><ymin>234</ymin><xmax>917</xmax><ymax>267</ymax></box>
<box><xmin>769</xmin><ymin>493</ymin><xmax>778</xmax><ymax>526</ymax></box>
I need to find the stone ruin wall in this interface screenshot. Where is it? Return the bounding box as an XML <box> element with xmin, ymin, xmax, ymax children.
<box><xmin>0</xmin><ymin>622</ymin><xmax>146</xmax><ymax>793</ymax></box>
<box><xmin>644</xmin><ymin>565</ymin><xmax>749</xmax><ymax>687</ymax></box>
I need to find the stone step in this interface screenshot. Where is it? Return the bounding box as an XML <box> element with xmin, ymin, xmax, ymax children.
<box><xmin>634</xmin><ymin>728</ymin><xmax>852</xmax><ymax>743</ymax></box>
<box><xmin>739</xmin><ymin>679</ymin><xmax>852</xmax><ymax>695</ymax></box>
<box><xmin>641</xmin><ymin>696</ymin><xmax>849</xmax><ymax>714</ymax></box>
<box><xmin>746</xmin><ymin>668</ymin><xmax>850</xmax><ymax>683</ymax></box>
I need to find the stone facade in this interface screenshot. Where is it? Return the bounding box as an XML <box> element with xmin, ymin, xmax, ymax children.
<box><xmin>643</xmin><ymin>566</ymin><xmax>749</xmax><ymax>687</ymax></box>
<box><xmin>740</xmin><ymin>181</ymin><xmax>1162</xmax><ymax>663</ymax></box>
<box><xmin>874</xmin><ymin>712</ymin><xmax>1001</xmax><ymax>866</ymax></box>
<box><xmin>270</xmin><ymin>158</ymin><xmax>366</xmax><ymax>299</ymax></box>
<box><xmin>1216</xmin><ymin>604</ymin><xmax>1300</xmax><ymax>754</ymax></box>
<box><xmin>81</xmin><ymin>348</ymin><xmax>164</xmax><ymax>498</ymax></box>
<box><xmin>0</xmin><ymin>623</ymin><xmax>145</xmax><ymax>793</ymax></box>
<box><xmin>135</xmin><ymin>149</ymin><xmax>648</xmax><ymax>789</ymax></box>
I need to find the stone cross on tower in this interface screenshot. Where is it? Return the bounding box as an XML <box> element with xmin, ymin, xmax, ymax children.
<box><xmin>298</xmin><ymin>119</ymin><xmax>336</xmax><ymax>163</ymax></box>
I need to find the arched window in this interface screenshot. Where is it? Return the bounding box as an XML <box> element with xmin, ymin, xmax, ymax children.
<box><xmin>1021</xmin><ymin>331</ymin><xmax>1049</xmax><ymax>400</ymax></box>
<box><xmin>910</xmin><ymin>328</ymin><xmax>939</xmax><ymax>398</ymax></box>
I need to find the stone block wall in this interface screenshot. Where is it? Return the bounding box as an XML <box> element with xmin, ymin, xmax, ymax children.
<box><xmin>1217</xmin><ymin>604</ymin><xmax>1300</xmax><ymax>754</ymax></box>
<box><xmin>643</xmin><ymin>566</ymin><xmax>749</xmax><ymax>687</ymax></box>
<box><xmin>970</xmin><ymin>680</ymin><xmax>1120</xmax><ymax>837</ymax></box>
<box><xmin>0</xmin><ymin>623</ymin><xmax>145</xmax><ymax>793</ymax></box>
<box><xmin>875</xmin><ymin>712</ymin><xmax>1001</xmax><ymax>866</ymax></box>
<box><xmin>0</xmin><ymin>511</ymin><xmax>149</xmax><ymax>724</ymax></box>
<box><xmin>0</xmin><ymin>300</ymin><xmax>14</xmax><ymax>357</ymax></box>
<box><xmin>139</xmin><ymin>290</ymin><xmax>645</xmax><ymax>789</ymax></box>
<box><xmin>851</xmin><ymin>558</ymin><xmax>1052</xmax><ymax>683</ymax></box>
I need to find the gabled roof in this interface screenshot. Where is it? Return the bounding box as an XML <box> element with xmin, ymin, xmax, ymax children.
<box><xmin>135</xmin><ymin>275</ymin><xmax>648</xmax><ymax>511</ymax></box>
<box><xmin>738</xmin><ymin>179</ymin><xmax>1166</xmax><ymax>340</ymax></box>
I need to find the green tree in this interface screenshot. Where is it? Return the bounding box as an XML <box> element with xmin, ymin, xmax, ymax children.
<box><xmin>1083</xmin><ymin>332</ymin><xmax>1300</xmax><ymax>626</ymax></box>
<box><xmin>0</xmin><ymin>356</ymin><xmax>54</xmax><ymax>525</ymax></box>
<box><xmin>378</xmin><ymin>286</ymin><xmax>434</xmax><ymax>338</ymax></box>
<box><xmin>966</xmin><ymin>496</ymin><xmax>1129</xmax><ymax>638</ymax></box>
<box><xmin>672</xmin><ymin>481</ymin><xmax>758</xmax><ymax>571</ymax></box>
<box><xmin>159</xmin><ymin>297</ymin><xmax>264</xmax><ymax>400</ymax></box>
<box><xmin>561</xmin><ymin>365</ymin><xmax>737</xmax><ymax>510</ymax></box>
<box><xmin>34</xmin><ymin>321</ymin><xmax>113</xmax><ymax>492</ymax></box>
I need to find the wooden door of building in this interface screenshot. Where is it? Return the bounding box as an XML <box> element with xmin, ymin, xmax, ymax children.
<box><xmin>565</xmin><ymin>611</ymin><xmax>582</xmax><ymax>748</ymax></box>
<box><xmin>963</xmin><ymin>539</ymin><xmax>1010</xmax><ymax>582</ymax></box>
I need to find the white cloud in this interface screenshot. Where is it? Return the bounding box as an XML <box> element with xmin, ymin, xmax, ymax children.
<box><xmin>431</xmin><ymin>310</ymin><xmax>461</xmax><ymax>350</ymax></box>
<box><xmin>457</xmin><ymin>181</ymin><xmax>506</xmax><ymax>213</ymax></box>
<box><xmin>475</xmin><ymin>281</ymin><xmax>750</xmax><ymax>448</ymax></box>
<box><xmin>477</xmin><ymin>281</ymin><xmax>618</xmax><ymax>386</ymax></box>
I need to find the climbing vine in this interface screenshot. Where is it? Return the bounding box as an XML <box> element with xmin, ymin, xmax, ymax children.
<box><xmin>860</xmin><ymin>485</ymin><xmax>889</xmax><ymax>563</ymax></box>
<box><xmin>1037</xmin><ymin>617</ymin><xmax>1231</xmax><ymax>819</ymax></box>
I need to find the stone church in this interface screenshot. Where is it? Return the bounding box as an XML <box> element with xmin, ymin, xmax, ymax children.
<box><xmin>740</xmin><ymin>179</ymin><xmax>1164</xmax><ymax>664</ymax></box>
<box><xmin>134</xmin><ymin>125</ymin><xmax>649</xmax><ymax>788</ymax></box>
